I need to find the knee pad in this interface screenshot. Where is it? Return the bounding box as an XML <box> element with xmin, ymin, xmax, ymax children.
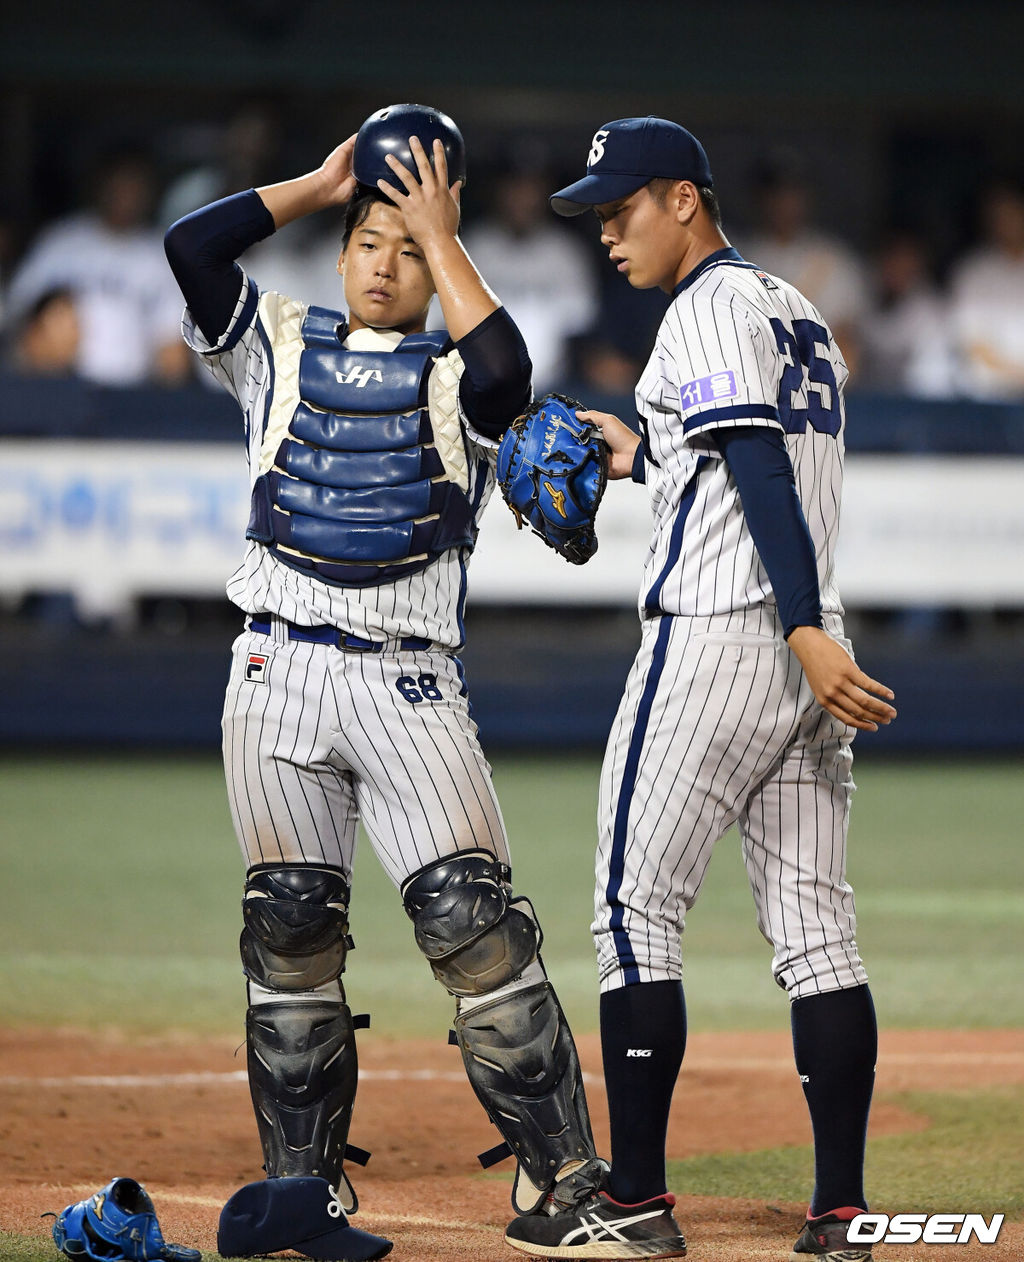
<box><xmin>401</xmin><ymin>850</ymin><xmax>539</xmax><ymax>997</ymax></box>
<box><xmin>241</xmin><ymin>864</ymin><xmax>351</xmax><ymax>992</ymax></box>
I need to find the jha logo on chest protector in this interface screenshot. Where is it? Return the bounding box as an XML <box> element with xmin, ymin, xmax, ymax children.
<box><xmin>335</xmin><ymin>366</ymin><xmax>384</xmax><ymax>388</ymax></box>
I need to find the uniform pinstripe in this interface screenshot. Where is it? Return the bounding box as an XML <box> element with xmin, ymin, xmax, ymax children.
<box><xmin>595</xmin><ymin>255</ymin><xmax>867</xmax><ymax>1000</ymax></box>
<box><xmin>185</xmin><ymin>273</ymin><xmax>510</xmax><ymax>887</ymax></box>
<box><xmin>222</xmin><ymin>632</ymin><xmax>508</xmax><ymax>887</ymax></box>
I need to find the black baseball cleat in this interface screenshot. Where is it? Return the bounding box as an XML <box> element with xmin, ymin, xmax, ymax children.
<box><xmin>790</xmin><ymin>1207</ymin><xmax>872</xmax><ymax>1260</ymax></box>
<box><xmin>505</xmin><ymin>1190</ymin><xmax>687</xmax><ymax>1258</ymax></box>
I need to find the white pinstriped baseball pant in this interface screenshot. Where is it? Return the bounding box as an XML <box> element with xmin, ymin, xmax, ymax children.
<box><xmin>594</xmin><ymin>608</ymin><xmax>868</xmax><ymax>1000</ymax></box>
<box><xmin>222</xmin><ymin>626</ymin><xmax>510</xmax><ymax>888</ymax></box>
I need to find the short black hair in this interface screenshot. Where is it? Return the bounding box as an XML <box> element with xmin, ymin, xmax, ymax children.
<box><xmin>342</xmin><ymin>186</ymin><xmax>392</xmax><ymax>248</ymax></box>
<box><xmin>647</xmin><ymin>177</ymin><xmax>722</xmax><ymax>229</ymax></box>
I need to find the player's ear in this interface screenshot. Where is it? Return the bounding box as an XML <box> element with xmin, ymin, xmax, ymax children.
<box><xmin>336</xmin><ymin>244</ymin><xmax>345</xmax><ymax>275</ymax></box>
<box><xmin>675</xmin><ymin>181</ymin><xmax>699</xmax><ymax>227</ymax></box>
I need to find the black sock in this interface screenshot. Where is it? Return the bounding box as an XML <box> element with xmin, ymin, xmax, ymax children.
<box><xmin>600</xmin><ymin>979</ymin><xmax>686</xmax><ymax>1204</ymax></box>
<box><xmin>791</xmin><ymin>983</ymin><xmax>877</xmax><ymax>1216</ymax></box>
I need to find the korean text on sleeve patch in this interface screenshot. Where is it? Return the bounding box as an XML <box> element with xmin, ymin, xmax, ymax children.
<box><xmin>679</xmin><ymin>369</ymin><xmax>740</xmax><ymax>412</ymax></box>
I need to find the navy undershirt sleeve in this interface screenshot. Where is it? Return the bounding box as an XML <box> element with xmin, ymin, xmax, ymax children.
<box><xmin>455</xmin><ymin>306</ymin><xmax>532</xmax><ymax>439</ymax></box>
<box><xmin>163</xmin><ymin>190</ymin><xmax>276</xmax><ymax>346</ymax></box>
<box><xmin>712</xmin><ymin>426</ymin><xmax>823</xmax><ymax>637</ymax></box>
<box><xmin>631</xmin><ymin>439</ymin><xmax>647</xmax><ymax>483</ymax></box>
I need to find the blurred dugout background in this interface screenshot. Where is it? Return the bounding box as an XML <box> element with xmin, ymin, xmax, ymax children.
<box><xmin>2</xmin><ymin>0</ymin><xmax>1024</xmax><ymax>754</ymax></box>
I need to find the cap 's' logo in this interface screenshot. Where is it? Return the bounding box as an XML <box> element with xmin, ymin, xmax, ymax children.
<box><xmin>588</xmin><ymin>129</ymin><xmax>610</xmax><ymax>167</ymax></box>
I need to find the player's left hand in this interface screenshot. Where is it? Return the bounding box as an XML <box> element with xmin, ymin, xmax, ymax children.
<box><xmin>786</xmin><ymin>626</ymin><xmax>897</xmax><ymax>732</ymax></box>
<box><xmin>577</xmin><ymin>408</ymin><xmax>640</xmax><ymax>480</ymax></box>
<box><xmin>376</xmin><ymin>135</ymin><xmax>461</xmax><ymax>247</ymax></box>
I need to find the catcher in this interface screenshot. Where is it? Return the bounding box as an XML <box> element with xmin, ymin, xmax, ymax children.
<box><xmin>164</xmin><ymin>104</ymin><xmax>607</xmax><ymax>1260</ymax></box>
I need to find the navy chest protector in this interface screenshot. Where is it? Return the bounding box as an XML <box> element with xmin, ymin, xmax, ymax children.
<box><xmin>246</xmin><ymin>307</ymin><xmax>477</xmax><ymax>587</ymax></box>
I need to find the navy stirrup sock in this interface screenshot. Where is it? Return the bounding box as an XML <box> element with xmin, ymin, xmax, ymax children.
<box><xmin>600</xmin><ymin>980</ymin><xmax>686</xmax><ymax>1204</ymax></box>
<box><xmin>791</xmin><ymin>983</ymin><xmax>877</xmax><ymax>1216</ymax></box>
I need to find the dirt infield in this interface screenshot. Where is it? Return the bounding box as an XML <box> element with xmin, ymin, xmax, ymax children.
<box><xmin>2</xmin><ymin>1027</ymin><xmax>1021</xmax><ymax>1260</ymax></box>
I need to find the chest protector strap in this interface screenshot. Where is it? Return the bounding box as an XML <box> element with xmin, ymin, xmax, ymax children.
<box><xmin>246</xmin><ymin>309</ymin><xmax>477</xmax><ymax>586</ymax></box>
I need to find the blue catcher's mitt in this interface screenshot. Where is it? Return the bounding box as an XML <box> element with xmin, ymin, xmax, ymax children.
<box><xmin>49</xmin><ymin>1178</ymin><xmax>200</xmax><ymax>1261</ymax></box>
<box><xmin>496</xmin><ymin>393</ymin><xmax>608</xmax><ymax>565</ymax></box>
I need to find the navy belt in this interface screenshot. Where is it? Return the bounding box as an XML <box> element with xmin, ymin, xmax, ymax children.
<box><xmin>249</xmin><ymin>618</ymin><xmax>430</xmax><ymax>653</ymax></box>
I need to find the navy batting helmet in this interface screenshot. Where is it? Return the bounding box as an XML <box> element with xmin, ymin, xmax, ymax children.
<box><xmin>352</xmin><ymin>103</ymin><xmax>466</xmax><ymax>190</ymax></box>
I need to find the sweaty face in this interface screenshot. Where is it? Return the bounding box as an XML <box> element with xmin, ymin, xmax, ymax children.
<box><xmin>594</xmin><ymin>187</ymin><xmax>688</xmax><ymax>292</ymax></box>
<box><xmin>338</xmin><ymin>201</ymin><xmax>436</xmax><ymax>334</ymax></box>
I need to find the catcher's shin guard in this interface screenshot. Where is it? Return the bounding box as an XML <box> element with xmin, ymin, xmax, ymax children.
<box><xmin>457</xmin><ymin>981</ymin><xmax>597</xmax><ymax>1212</ymax></box>
<box><xmin>240</xmin><ymin>865</ymin><xmax>361</xmax><ymax>1209</ymax></box>
<box><xmin>402</xmin><ymin>852</ymin><xmax>597</xmax><ymax>1212</ymax></box>
<box><xmin>246</xmin><ymin>1001</ymin><xmax>357</xmax><ymax>1196</ymax></box>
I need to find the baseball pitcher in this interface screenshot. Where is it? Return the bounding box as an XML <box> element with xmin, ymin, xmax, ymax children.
<box><xmin>505</xmin><ymin>117</ymin><xmax>896</xmax><ymax>1262</ymax></box>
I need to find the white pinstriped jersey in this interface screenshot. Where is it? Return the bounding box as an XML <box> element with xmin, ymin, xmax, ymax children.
<box><xmin>594</xmin><ymin>249</ymin><xmax>865</xmax><ymax>1000</ymax></box>
<box><xmin>635</xmin><ymin>248</ymin><xmax>848</xmax><ymax>620</ymax></box>
<box><xmin>182</xmin><ymin>273</ymin><xmax>498</xmax><ymax>650</ymax></box>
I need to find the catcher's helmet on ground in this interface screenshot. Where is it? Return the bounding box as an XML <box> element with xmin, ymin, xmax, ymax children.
<box><xmin>353</xmin><ymin>103</ymin><xmax>466</xmax><ymax>190</ymax></box>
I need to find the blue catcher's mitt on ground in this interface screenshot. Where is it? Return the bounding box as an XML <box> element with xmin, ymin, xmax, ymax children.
<box><xmin>496</xmin><ymin>393</ymin><xmax>608</xmax><ymax>565</ymax></box>
<box><xmin>49</xmin><ymin>1178</ymin><xmax>201</xmax><ymax>1261</ymax></box>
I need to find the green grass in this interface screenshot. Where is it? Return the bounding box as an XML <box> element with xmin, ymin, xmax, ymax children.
<box><xmin>1</xmin><ymin>1237</ymin><xmax>222</xmax><ymax>1262</ymax></box>
<box><xmin>667</xmin><ymin>1084</ymin><xmax>1024</xmax><ymax>1213</ymax></box>
<box><xmin>1</xmin><ymin>1237</ymin><xmax>220</xmax><ymax>1262</ymax></box>
<box><xmin>1</xmin><ymin>754</ymin><xmax>1022</xmax><ymax>1035</ymax></box>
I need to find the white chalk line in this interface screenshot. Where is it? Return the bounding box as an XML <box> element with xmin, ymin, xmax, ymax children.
<box><xmin>28</xmin><ymin>1188</ymin><xmax>483</xmax><ymax>1231</ymax></box>
<box><xmin>2</xmin><ymin>1051</ymin><xmax>1023</xmax><ymax>1090</ymax></box>
<box><xmin>155</xmin><ymin>1191</ymin><xmax>482</xmax><ymax>1228</ymax></box>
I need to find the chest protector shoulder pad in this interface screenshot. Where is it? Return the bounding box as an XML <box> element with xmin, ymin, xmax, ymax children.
<box><xmin>246</xmin><ymin>307</ymin><xmax>477</xmax><ymax>587</ymax></box>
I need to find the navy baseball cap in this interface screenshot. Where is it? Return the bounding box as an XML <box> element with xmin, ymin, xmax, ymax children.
<box><xmin>217</xmin><ymin>1178</ymin><xmax>392</xmax><ymax>1261</ymax></box>
<box><xmin>550</xmin><ymin>117</ymin><xmax>713</xmax><ymax>217</ymax></box>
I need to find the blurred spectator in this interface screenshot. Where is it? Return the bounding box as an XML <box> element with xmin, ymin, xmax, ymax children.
<box><xmin>162</xmin><ymin>100</ymin><xmax>348</xmax><ymax>313</ymax></box>
<box><xmin>462</xmin><ymin>153</ymin><xmax>598</xmax><ymax>392</ymax></box>
<box><xmin>0</xmin><ymin>209</ymin><xmax>25</xmax><ymax>328</ymax></box>
<box><xmin>949</xmin><ymin>178</ymin><xmax>1024</xmax><ymax>400</ymax></box>
<box><xmin>859</xmin><ymin>229</ymin><xmax>957</xmax><ymax>397</ymax></box>
<box><xmin>160</xmin><ymin>100</ymin><xmax>286</xmax><ymax>227</ymax></box>
<box><xmin>6</xmin><ymin>146</ymin><xmax>191</xmax><ymax>385</ymax></box>
<box><xmin>567</xmin><ymin>281</ymin><xmax>669</xmax><ymax>412</ymax></box>
<box><xmin>5</xmin><ymin>287</ymin><xmax>81</xmax><ymax>375</ymax></box>
<box><xmin>740</xmin><ymin>151</ymin><xmax>870</xmax><ymax>376</ymax></box>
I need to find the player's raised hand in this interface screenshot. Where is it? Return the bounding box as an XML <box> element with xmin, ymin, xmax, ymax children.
<box><xmin>577</xmin><ymin>409</ymin><xmax>642</xmax><ymax>480</ymax></box>
<box><xmin>377</xmin><ymin>136</ymin><xmax>461</xmax><ymax>246</ymax></box>
<box><xmin>315</xmin><ymin>134</ymin><xmax>360</xmax><ymax>206</ymax></box>
<box><xmin>787</xmin><ymin>626</ymin><xmax>897</xmax><ymax>732</ymax></box>
<box><xmin>257</xmin><ymin>135</ymin><xmax>359</xmax><ymax>228</ymax></box>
